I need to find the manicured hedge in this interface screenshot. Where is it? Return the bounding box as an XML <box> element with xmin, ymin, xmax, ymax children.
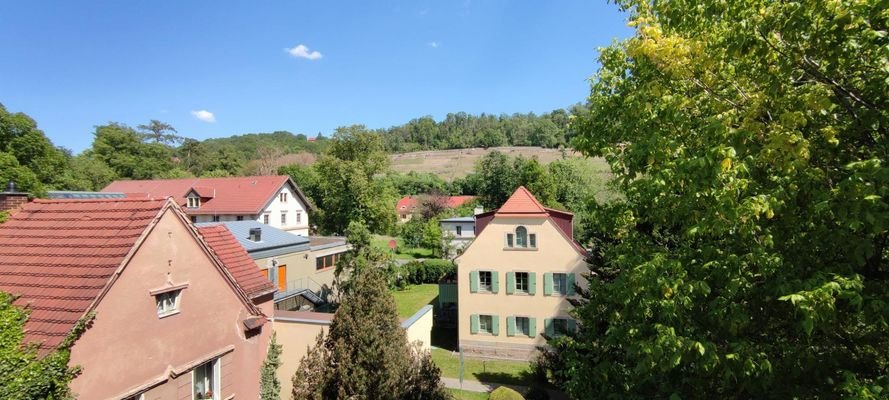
<box><xmin>490</xmin><ymin>386</ymin><xmax>525</xmax><ymax>400</ymax></box>
<box><xmin>393</xmin><ymin>259</ymin><xmax>456</xmax><ymax>288</ymax></box>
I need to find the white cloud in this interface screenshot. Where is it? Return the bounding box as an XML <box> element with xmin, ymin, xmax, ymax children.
<box><xmin>428</xmin><ymin>41</ymin><xmax>439</xmax><ymax>48</ymax></box>
<box><xmin>285</xmin><ymin>44</ymin><xmax>323</xmax><ymax>60</ymax></box>
<box><xmin>191</xmin><ymin>110</ymin><xmax>216</xmax><ymax>123</ymax></box>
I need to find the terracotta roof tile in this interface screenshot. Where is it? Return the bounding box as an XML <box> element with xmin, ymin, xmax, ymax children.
<box><xmin>197</xmin><ymin>225</ymin><xmax>276</xmax><ymax>299</ymax></box>
<box><xmin>102</xmin><ymin>176</ymin><xmax>308</xmax><ymax>215</ymax></box>
<box><xmin>495</xmin><ymin>186</ymin><xmax>548</xmax><ymax>216</ymax></box>
<box><xmin>0</xmin><ymin>198</ymin><xmax>167</xmax><ymax>351</ymax></box>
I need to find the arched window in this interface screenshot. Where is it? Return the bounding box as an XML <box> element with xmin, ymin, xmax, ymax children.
<box><xmin>515</xmin><ymin>226</ymin><xmax>528</xmax><ymax>248</ymax></box>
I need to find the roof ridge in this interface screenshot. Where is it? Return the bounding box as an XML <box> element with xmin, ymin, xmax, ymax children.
<box><xmin>30</xmin><ymin>198</ymin><xmax>166</xmax><ymax>204</ymax></box>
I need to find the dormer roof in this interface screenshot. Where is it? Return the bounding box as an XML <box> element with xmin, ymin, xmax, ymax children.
<box><xmin>494</xmin><ymin>186</ymin><xmax>548</xmax><ymax>217</ymax></box>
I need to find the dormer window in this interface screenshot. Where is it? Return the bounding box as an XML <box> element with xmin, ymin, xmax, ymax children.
<box><xmin>187</xmin><ymin>195</ymin><xmax>201</xmax><ymax>209</ymax></box>
<box><xmin>506</xmin><ymin>226</ymin><xmax>536</xmax><ymax>249</ymax></box>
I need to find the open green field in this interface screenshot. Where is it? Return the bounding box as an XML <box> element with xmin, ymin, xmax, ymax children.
<box><xmin>390</xmin><ymin>146</ymin><xmax>610</xmax><ymax>181</ymax></box>
<box><xmin>448</xmin><ymin>389</ymin><xmax>489</xmax><ymax>400</ymax></box>
<box><xmin>432</xmin><ymin>348</ymin><xmax>535</xmax><ymax>387</ymax></box>
<box><xmin>372</xmin><ymin>235</ymin><xmax>434</xmax><ymax>260</ymax></box>
<box><xmin>391</xmin><ymin>283</ymin><xmax>439</xmax><ymax>318</ymax></box>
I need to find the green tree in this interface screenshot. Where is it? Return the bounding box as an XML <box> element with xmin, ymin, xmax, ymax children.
<box><xmin>0</xmin><ymin>292</ymin><xmax>88</xmax><ymax>399</ymax></box>
<box><xmin>476</xmin><ymin>151</ymin><xmax>516</xmax><ymax>209</ymax></box>
<box><xmin>290</xmin><ymin>267</ymin><xmax>448</xmax><ymax>399</ymax></box>
<box><xmin>312</xmin><ymin>126</ymin><xmax>397</xmax><ymax>234</ymax></box>
<box><xmin>561</xmin><ymin>0</ymin><xmax>889</xmax><ymax>398</ymax></box>
<box><xmin>91</xmin><ymin>123</ymin><xmax>173</xmax><ymax>179</ymax></box>
<box><xmin>259</xmin><ymin>333</ymin><xmax>282</xmax><ymax>400</ymax></box>
<box><xmin>137</xmin><ymin>120</ymin><xmax>182</xmax><ymax>145</ymax></box>
<box><xmin>0</xmin><ymin>103</ymin><xmax>70</xmax><ymax>192</ymax></box>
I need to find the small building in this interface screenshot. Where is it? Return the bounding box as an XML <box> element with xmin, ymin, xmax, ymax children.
<box><xmin>102</xmin><ymin>175</ymin><xmax>313</xmax><ymax>236</ymax></box>
<box><xmin>397</xmin><ymin>194</ymin><xmax>477</xmax><ymax>223</ymax></box>
<box><xmin>455</xmin><ymin>186</ymin><xmax>588</xmax><ymax>360</ymax></box>
<box><xmin>197</xmin><ymin>221</ymin><xmax>350</xmax><ymax>311</ymax></box>
<box><xmin>440</xmin><ymin>216</ymin><xmax>476</xmax><ymax>258</ymax></box>
<box><xmin>0</xmin><ymin>198</ymin><xmax>275</xmax><ymax>399</ymax></box>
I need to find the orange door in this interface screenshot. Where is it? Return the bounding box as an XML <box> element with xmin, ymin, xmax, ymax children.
<box><xmin>277</xmin><ymin>265</ymin><xmax>287</xmax><ymax>292</ymax></box>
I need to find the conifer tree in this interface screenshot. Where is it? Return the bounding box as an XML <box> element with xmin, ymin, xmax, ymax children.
<box><xmin>259</xmin><ymin>333</ymin><xmax>282</xmax><ymax>400</ymax></box>
<box><xmin>291</xmin><ymin>267</ymin><xmax>448</xmax><ymax>399</ymax></box>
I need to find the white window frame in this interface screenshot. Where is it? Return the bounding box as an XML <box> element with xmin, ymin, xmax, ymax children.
<box><xmin>553</xmin><ymin>273</ymin><xmax>568</xmax><ymax>295</ymax></box>
<box><xmin>479</xmin><ymin>315</ymin><xmax>494</xmax><ymax>334</ymax></box>
<box><xmin>155</xmin><ymin>290</ymin><xmax>181</xmax><ymax>317</ymax></box>
<box><xmin>296</xmin><ymin>212</ymin><xmax>301</xmax><ymax>224</ymax></box>
<box><xmin>192</xmin><ymin>358</ymin><xmax>221</xmax><ymax>400</ymax></box>
<box><xmin>280</xmin><ymin>211</ymin><xmax>287</xmax><ymax>226</ymax></box>
<box><xmin>263</xmin><ymin>214</ymin><xmax>270</xmax><ymax>224</ymax></box>
<box><xmin>479</xmin><ymin>270</ymin><xmax>493</xmax><ymax>292</ymax></box>
<box><xmin>515</xmin><ymin>271</ymin><xmax>529</xmax><ymax>293</ymax></box>
<box><xmin>187</xmin><ymin>195</ymin><xmax>201</xmax><ymax>209</ymax></box>
<box><xmin>516</xmin><ymin>316</ymin><xmax>531</xmax><ymax>336</ymax></box>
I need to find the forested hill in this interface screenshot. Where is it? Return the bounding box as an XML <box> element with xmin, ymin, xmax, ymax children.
<box><xmin>0</xmin><ymin>102</ymin><xmax>585</xmax><ymax>196</ymax></box>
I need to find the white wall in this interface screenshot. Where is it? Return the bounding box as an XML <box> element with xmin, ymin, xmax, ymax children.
<box><xmin>441</xmin><ymin>221</ymin><xmax>475</xmax><ymax>238</ymax></box>
<box><xmin>257</xmin><ymin>183</ymin><xmax>310</xmax><ymax>236</ymax></box>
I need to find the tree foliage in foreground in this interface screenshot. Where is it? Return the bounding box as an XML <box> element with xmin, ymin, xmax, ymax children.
<box><xmin>561</xmin><ymin>0</ymin><xmax>889</xmax><ymax>398</ymax></box>
<box><xmin>0</xmin><ymin>292</ymin><xmax>86</xmax><ymax>400</ymax></box>
<box><xmin>291</xmin><ymin>266</ymin><xmax>448</xmax><ymax>400</ymax></box>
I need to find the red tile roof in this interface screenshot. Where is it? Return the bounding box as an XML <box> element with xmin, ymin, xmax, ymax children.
<box><xmin>102</xmin><ymin>176</ymin><xmax>310</xmax><ymax>215</ymax></box>
<box><xmin>495</xmin><ymin>186</ymin><xmax>548</xmax><ymax>217</ymax></box>
<box><xmin>197</xmin><ymin>225</ymin><xmax>275</xmax><ymax>299</ymax></box>
<box><xmin>396</xmin><ymin>195</ymin><xmax>477</xmax><ymax>211</ymax></box>
<box><xmin>0</xmin><ymin>198</ymin><xmax>167</xmax><ymax>351</ymax></box>
<box><xmin>0</xmin><ymin>198</ymin><xmax>272</xmax><ymax>352</ymax></box>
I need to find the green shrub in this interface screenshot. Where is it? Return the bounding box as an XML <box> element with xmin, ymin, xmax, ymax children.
<box><xmin>395</xmin><ymin>259</ymin><xmax>456</xmax><ymax>287</ymax></box>
<box><xmin>490</xmin><ymin>386</ymin><xmax>524</xmax><ymax>400</ymax></box>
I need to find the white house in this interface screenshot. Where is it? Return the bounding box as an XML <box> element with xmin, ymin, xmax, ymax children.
<box><xmin>102</xmin><ymin>176</ymin><xmax>313</xmax><ymax>236</ymax></box>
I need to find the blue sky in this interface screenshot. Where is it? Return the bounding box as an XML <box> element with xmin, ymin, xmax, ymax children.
<box><xmin>0</xmin><ymin>1</ymin><xmax>632</xmax><ymax>153</ymax></box>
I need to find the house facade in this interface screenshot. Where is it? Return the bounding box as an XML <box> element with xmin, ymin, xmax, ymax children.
<box><xmin>198</xmin><ymin>221</ymin><xmax>351</xmax><ymax>311</ymax></box>
<box><xmin>397</xmin><ymin>195</ymin><xmax>477</xmax><ymax>223</ymax></box>
<box><xmin>102</xmin><ymin>176</ymin><xmax>313</xmax><ymax>236</ymax></box>
<box><xmin>455</xmin><ymin>187</ymin><xmax>587</xmax><ymax>360</ymax></box>
<box><xmin>440</xmin><ymin>216</ymin><xmax>476</xmax><ymax>258</ymax></box>
<box><xmin>0</xmin><ymin>198</ymin><xmax>275</xmax><ymax>400</ymax></box>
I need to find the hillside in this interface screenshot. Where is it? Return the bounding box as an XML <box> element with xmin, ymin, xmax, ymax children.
<box><xmin>389</xmin><ymin>146</ymin><xmax>610</xmax><ymax>181</ymax></box>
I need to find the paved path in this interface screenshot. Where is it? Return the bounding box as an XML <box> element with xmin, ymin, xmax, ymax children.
<box><xmin>441</xmin><ymin>377</ymin><xmax>569</xmax><ymax>399</ymax></box>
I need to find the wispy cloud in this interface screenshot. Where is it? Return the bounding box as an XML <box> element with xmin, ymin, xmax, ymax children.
<box><xmin>428</xmin><ymin>41</ymin><xmax>439</xmax><ymax>48</ymax></box>
<box><xmin>419</xmin><ymin>9</ymin><xmax>429</xmax><ymax>16</ymax></box>
<box><xmin>191</xmin><ymin>110</ymin><xmax>216</xmax><ymax>123</ymax></box>
<box><xmin>285</xmin><ymin>44</ymin><xmax>323</xmax><ymax>60</ymax></box>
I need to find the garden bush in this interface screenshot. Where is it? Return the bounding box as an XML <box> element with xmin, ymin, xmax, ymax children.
<box><xmin>392</xmin><ymin>259</ymin><xmax>456</xmax><ymax>288</ymax></box>
<box><xmin>490</xmin><ymin>386</ymin><xmax>524</xmax><ymax>400</ymax></box>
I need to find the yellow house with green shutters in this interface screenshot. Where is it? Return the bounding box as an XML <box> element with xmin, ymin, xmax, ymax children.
<box><xmin>456</xmin><ymin>187</ymin><xmax>587</xmax><ymax>360</ymax></box>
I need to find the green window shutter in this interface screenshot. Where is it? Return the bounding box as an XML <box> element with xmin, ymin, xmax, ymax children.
<box><xmin>544</xmin><ymin>318</ymin><xmax>554</xmax><ymax>337</ymax></box>
<box><xmin>506</xmin><ymin>272</ymin><xmax>515</xmax><ymax>295</ymax></box>
<box><xmin>470</xmin><ymin>271</ymin><xmax>479</xmax><ymax>293</ymax></box>
<box><xmin>507</xmin><ymin>316</ymin><xmax>516</xmax><ymax>337</ymax></box>
<box><xmin>529</xmin><ymin>317</ymin><xmax>537</xmax><ymax>338</ymax></box>
<box><xmin>543</xmin><ymin>273</ymin><xmax>553</xmax><ymax>296</ymax></box>
<box><xmin>491</xmin><ymin>271</ymin><xmax>499</xmax><ymax>294</ymax></box>
<box><xmin>528</xmin><ymin>272</ymin><xmax>537</xmax><ymax>295</ymax></box>
<box><xmin>470</xmin><ymin>314</ymin><xmax>479</xmax><ymax>334</ymax></box>
<box><xmin>567</xmin><ymin>273</ymin><xmax>576</xmax><ymax>296</ymax></box>
<box><xmin>491</xmin><ymin>315</ymin><xmax>500</xmax><ymax>336</ymax></box>
<box><xmin>567</xmin><ymin>319</ymin><xmax>577</xmax><ymax>334</ymax></box>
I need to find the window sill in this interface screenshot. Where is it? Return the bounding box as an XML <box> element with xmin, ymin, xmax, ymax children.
<box><xmin>157</xmin><ymin>310</ymin><xmax>181</xmax><ymax>319</ymax></box>
<box><xmin>472</xmin><ymin>290</ymin><xmax>498</xmax><ymax>295</ymax></box>
<box><xmin>471</xmin><ymin>332</ymin><xmax>498</xmax><ymax>336</ymax></box>
<box><xmin>508</xmin><ymin>292</ymin><xmax>534</xmax><ymax>296</ymax></box>
<box><xmin>503</xmin><ymin>247</ymin><xmax>538</xmax><ymax>251</ymax></box>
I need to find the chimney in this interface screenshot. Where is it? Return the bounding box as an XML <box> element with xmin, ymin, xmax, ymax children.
<box><xmin>0</xmin><ymin>181</ymin><xmax>29</xmax><ymax>213</ymax></box>
<box><xmin>248</xmin><ymin>227</ymin><xmax>262</xmax><ymax>242</ymax></box>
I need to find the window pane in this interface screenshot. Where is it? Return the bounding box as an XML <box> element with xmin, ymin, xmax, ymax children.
<box><xmin>480</xmin><ymin>271</ymin><xmax>492</xmax><ymax>291</ymax></box>
<box><xmin>554</xmin><ymin>273</ymin><xmax>567</xmax><ymax>295</ymax></box>
<box><xmin>506</xmin><ymin>234</ymin><xmax>514</xmax><ymax>248</ymax></box>
<box><xmin>516</xmin><ymin>272</ymin><xmax>528</xmax><ymax>292</ymax></box>
<box><xmin>516</xmin><ymin>226</ymin><xmax>527</xmax><ymax>248</ymax></box>
<box><xmin>529</xmin><ymin>234</ymin><xmax>536</xmax><ymax>248</ymax></box>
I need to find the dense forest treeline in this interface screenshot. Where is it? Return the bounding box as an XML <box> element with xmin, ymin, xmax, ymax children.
<box><xmin>0</xmin><ymin>102</ymin><xmax>582</xmax><ymax>196</ymax></box>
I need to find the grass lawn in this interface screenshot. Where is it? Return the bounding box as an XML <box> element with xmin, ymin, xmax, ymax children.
<box><xmin>372</xmin><ymin>235</ymin><xmax>434</xmax><ymax>260</ymax></box>
<box><xmin>447</xmin><ymin>389</ymin><xmax>489</xmax><ymax>400</ymax></box>
<box><xmin>390</xmin><ymin>284</ymin><xmax>439</xmax><ymax>318</ymax></box>
<box><xmin>432</xmin><ymin>348</ymin><xmax>535</xmax><ymax>386</ymax></box>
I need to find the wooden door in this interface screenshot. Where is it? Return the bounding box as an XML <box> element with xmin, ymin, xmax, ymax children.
<box><xmin>277</xmin><ymin>265</ymin><xmax>287</xmax><ymax>292</ymax></box>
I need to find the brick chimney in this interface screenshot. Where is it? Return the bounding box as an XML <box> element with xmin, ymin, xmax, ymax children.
<box><xmin>0</xmin><ymin>181</ymin><xmax>30</xmax><ymax>213</ymax></box>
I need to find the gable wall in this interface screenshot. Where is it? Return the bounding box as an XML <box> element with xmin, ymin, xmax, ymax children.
<box><xmin>257</xmin><ymin>183</ymin><xmax>309</xmax><ymax>235</ymax></box>
<box><xmin>68</xmin><ymin>209</ymin><xmax>271</xmax><ymax>399</ymax></box>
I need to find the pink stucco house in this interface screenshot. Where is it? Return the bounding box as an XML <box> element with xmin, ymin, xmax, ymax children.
<box><xmin>0</xmin><ymin>197</ymin><xmax>276</xmax><ymax>399</ymax></box>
